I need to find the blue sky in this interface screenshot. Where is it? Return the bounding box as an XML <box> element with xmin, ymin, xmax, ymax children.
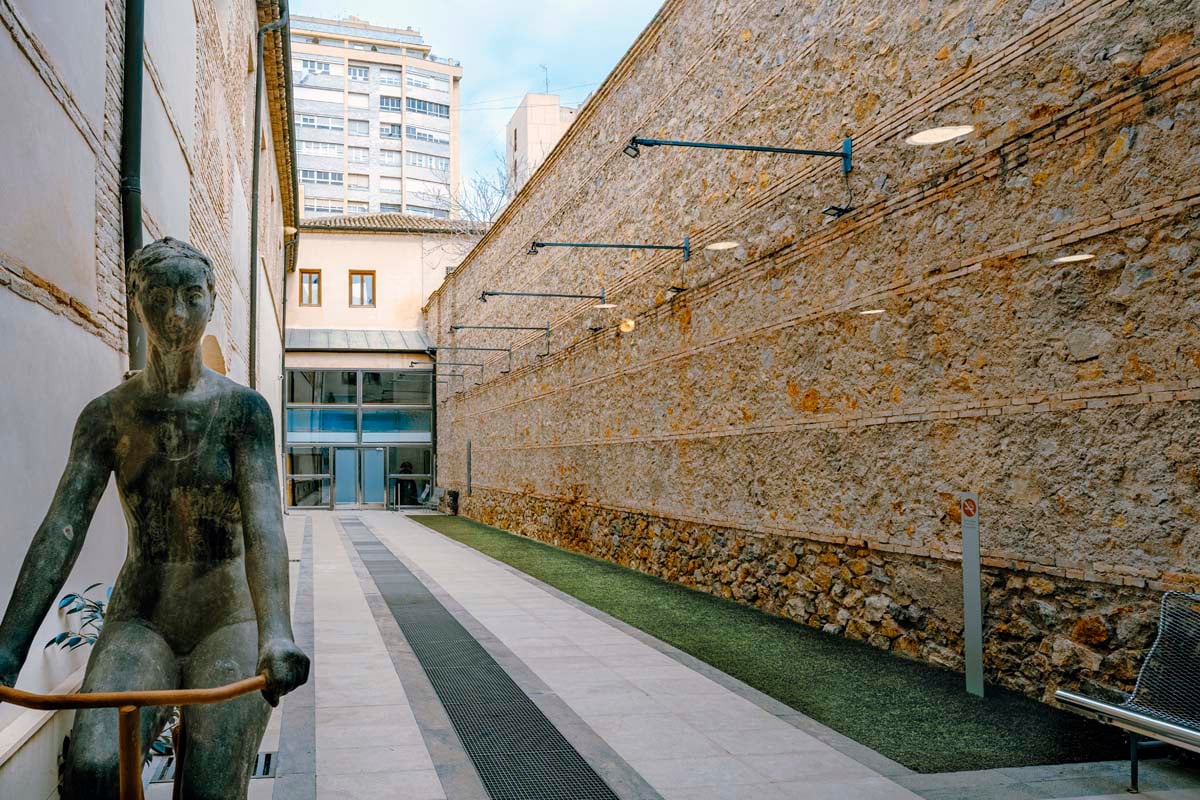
<box><xmin>292</xmin><ymin>0</ymin><xmax>659</xmax><ymax>190</ymax></box>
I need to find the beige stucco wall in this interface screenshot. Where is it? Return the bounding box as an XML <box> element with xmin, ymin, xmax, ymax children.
<box><xmin>0</xmin><ymin>0</ymin><xmax>294</xmax><ymax>789</ymax></box>
<box><xmin>287</xmin><ymin>229</ymin><xmax>473</xmax><ymax>331</ymax></box>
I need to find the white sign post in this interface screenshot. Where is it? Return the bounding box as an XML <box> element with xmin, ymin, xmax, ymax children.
<box><xmin>960</xmin><ymin>492</ymin><xmax>984</xmax><ymax>697</ymax></box>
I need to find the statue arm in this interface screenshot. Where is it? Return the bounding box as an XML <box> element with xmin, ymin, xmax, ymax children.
<box><xmin>0</xmin><ymin>396</ymin><xmax>114</xmax><ymax>686</ymax></box>
<box><xmin>235</xmin><ymin>391</ymin><xmax>308</xmax><ymax>705</ymax></box>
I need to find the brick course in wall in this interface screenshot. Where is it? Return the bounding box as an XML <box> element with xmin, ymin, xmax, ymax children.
<box><xmin>426</xmin><ymin>0</ymin><xmax>1199</xmax><ymax>702</ymax></box>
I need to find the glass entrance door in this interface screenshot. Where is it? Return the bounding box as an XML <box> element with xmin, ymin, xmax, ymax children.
<box><xmin>334</xmin><ymin>448</ymin><xmax>358</xmax><ymax>506</ymax></box>
<box><xmin>361</xmin><ymin>448</ymin><xmax>386</xmax><ymax>507</ymax></box>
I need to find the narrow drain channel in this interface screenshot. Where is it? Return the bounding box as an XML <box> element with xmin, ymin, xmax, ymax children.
<box><xmin>340</xmin><ymin>517</ymin><xmax>620</xmax><ymax>800</ymax></box>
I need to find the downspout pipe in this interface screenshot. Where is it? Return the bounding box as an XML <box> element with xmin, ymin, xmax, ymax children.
<box><xmin>120</xmin><ymin>0</ymin><xmax>146</xmax><ymax>373</ymax></box>
<box><xmin>280</xmin><ymin>234</ymin><xmax>297</xmax><ymax>513</ymax></box>
<box><xmin>249</xmin><ymin>5</ymin><xmax>290</xmax><ymax>389</ymax></box>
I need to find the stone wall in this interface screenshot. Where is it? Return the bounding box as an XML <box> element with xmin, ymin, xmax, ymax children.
<box><xmin>425</xmin><ymin>0</ymin><xmax>1200</xmax><ymax>702</ymax></box>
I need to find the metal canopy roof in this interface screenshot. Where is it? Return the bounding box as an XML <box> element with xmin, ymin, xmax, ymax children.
<box><xmin>285</xmin><ymin>328</ymin><xmax>431</xmax><ymax>352</ymax></box>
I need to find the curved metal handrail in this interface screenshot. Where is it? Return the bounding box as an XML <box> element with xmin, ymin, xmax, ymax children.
<box><xmin>0</xmin><ymin>673</ymin><xmax>267</xmax><ymax>710</ymax></box>
<box><xmin>0</xmin><ymin>673</ymin><xmax>268</xmax><ymax>800</ymax></box>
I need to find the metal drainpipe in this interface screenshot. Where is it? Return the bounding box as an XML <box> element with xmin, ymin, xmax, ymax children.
<box><xmin>249</xmin><ymin>5</ymin><xmax>290</xmax><ymax>389</ymax></box>
<box><xmin>429</xmin><ymin>348</ymin><xmax>438</xmax><ymax>505</ymax></box>
<box><xmin>280</xmin><ymin>234</ymin><xmax>297</xmax><ymax>514</ymax></box>
<box><xmin>120</xmin><ymin>0</ymin><xmax>146</xmax><ymax>373</ymax></box>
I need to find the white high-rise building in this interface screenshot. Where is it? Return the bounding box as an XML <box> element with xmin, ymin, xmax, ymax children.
<box><xmin>506</xmin><ymin>94</ymin><xmax>578</xmax><ymax>193</ymax></box>
<box><xmin>291</xmin><ymin>16</ymin><xmax>462</xmax><ymax>219</ymax></box>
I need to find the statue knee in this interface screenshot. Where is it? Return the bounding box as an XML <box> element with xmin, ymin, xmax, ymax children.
<box><xmin>62</xmin><ymin>746</ymin><xmax>119</xmax><ymax>800</ymax></box>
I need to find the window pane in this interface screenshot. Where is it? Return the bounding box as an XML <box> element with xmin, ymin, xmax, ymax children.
<box><xmin>289</xmin><ymin>478</ymin><xmax>330</xmax><ymax>507</ymax></box>
<box><xmin>287</xmin><ymin>409</ymin><xmax>357</xmax><ymax>442</ymax></box>
<box><xmin>288</xmin><ymin>371</ymin><xmax>318</xmax><ymax>403</ymax></box>
<box><xmin>362</xmin><ymin>372</ymin><xmax>432</xmax><ymax>404</ymax></box>
<box><xmin>351</xmin><ymin>276</ymin><xmax>362</xmax><ymax>305</ymax></box>
<box><xmin>388</xmin><ymin>446</ymin><xmax>431</xmax><ymax>475</ymax></box>
<box><xmin>287</xmin><ymin>447</ymin><xmax>330</xmax><ymax>475</ymax></box>
<box><xmin>320</xmin><ymin>371</ymin><xmax>357</xmax><ymax>403</ymax></box>
<box><xmin>393</xmin><ymin>478</ymin><xmax>431</xmax><ymax>506</ymax></box>
<box><xmin>361</xmin><ymin>410</ymin><xmax>431</xmax><ymax>442</ymax></box>
<box><xmin>364</xmin><ymin>275</ymin><xmax>374</xmax><ymax>305</ymax></box>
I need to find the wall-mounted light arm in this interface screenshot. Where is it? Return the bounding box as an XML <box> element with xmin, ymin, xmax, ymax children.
<box><xmin>625</xmin><ymin>136</ymin><xmax>852</xmax><ymax>175</ymax></box>
<box><xmin>480</xmin><ymin>290</ymin><xmax>605</xmax><ymax>302</ymax></box>
<box><xmin>529</xmin><ymin>238</ymin><xmax>690</xmax><ymax>261</ymax></box>
<box><xmin>426</xmin><ymin>345</ymin><xmax>515</xmax><ymax>376</ymax></box>
<box><xmin>450</xmin><ymin>324</ymin><xmax>551</xmax><ymax>333</ymax></box>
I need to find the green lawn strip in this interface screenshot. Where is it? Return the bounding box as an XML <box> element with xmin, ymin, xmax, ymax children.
<box><xmin>410</xmin><ymin>514</ymin><xmax>1125</xmax><ymax>773</ymax></box>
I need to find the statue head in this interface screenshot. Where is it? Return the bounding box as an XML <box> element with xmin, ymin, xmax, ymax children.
<box><xmin>129</xmin><ymin>237</ymin><xmax>216</xmax><ymax>352</ymax></box>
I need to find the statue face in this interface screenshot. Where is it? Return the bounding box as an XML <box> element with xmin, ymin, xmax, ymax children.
<box><xmin>136</xmin><ymin>257</ymin><xmax>214</xmax><ymax>352</ymax></box>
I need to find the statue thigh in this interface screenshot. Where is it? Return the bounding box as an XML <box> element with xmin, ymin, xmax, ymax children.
<box><xmin>63</xmin><ymin>621</ymin><xmax>179</xmax><ymax>800</ymax></box>
<box><xmin>175</xmin><ymin>619</ymin><xmax>271</xmax><ymax>800</ymax></box>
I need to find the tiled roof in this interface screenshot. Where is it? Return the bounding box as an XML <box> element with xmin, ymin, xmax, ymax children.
<box><xmin>285</xmin><ymin>328</ymin><xmax>432</xmax><ymax>352</ymax></box>
<box><xmin>299</xmin><ymin>213</ymin><xmax>487</xmax><ymax>235</ymax></box>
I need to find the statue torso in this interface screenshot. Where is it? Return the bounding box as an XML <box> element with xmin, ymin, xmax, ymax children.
<box><xmin>101</xmin><ymin>371</ymin><xmax>259</xmax><ymax>653</ymax></box>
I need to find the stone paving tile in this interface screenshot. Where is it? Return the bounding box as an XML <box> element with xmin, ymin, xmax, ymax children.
<box><xmin>315</xmin><ymin>769</ymin><xmax>445</xmax><ymax>799</ymax></box>
<box><xmin>358</xmin><ymin>510</ymin><xmax>923</xmax><ymax>800</ymax></box>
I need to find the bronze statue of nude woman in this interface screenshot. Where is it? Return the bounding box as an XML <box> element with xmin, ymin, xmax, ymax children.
<box><xmin>0</xmin><ymin>238</ymin><xmax>309</xmax><ymax>799</ymax></box>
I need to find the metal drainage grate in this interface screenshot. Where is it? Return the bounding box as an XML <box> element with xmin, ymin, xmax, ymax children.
<box><xmin>146</xmin><ymin>751</ymin><xmax>276</xmax><ymax>783</ymax></box>
<box><xmin>342</xmin><ymin>517</ymin><xmax>620</xmax><ymax>800</ymax></box>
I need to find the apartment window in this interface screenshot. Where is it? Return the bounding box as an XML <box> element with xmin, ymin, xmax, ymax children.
<box><xmin>300</xmin><ymin>169</ymin><xmax>343</xmax><ymax>185</ymax></box>
<box><xmin>299</xmin><ymin>140</ymin><xmax>343</xmax><ymax>157</ymax></box>
<box><xmin>348</xmin><ymin>65</ymin><xmax>369</xmax><ymax>82</ymax></box>
<box><xmin>348</xmin><ymin>92</ymin><xmax>369</xmax><ymax>109</ymax></box>
<box><xmin>348</xmin><ymin>146</ymin><xmax>369</xmax><ymax>164</ymax></box>
<box><xmin>407</xmin><ymin>151</ymin><xmax>450</xmax><ymax>172</ymax></box>
<box><xmin>406</xmin><ymin>97</ymin><xmax>449</xmax><ymax>118</ymax></box>
<box><xmin>299</xmin><ymin>59</ymin><xmax>330</xmax><ymax>75</ymax></box>
<box><xmin>347</xmin><ymin>201</ymin><xmax>369</xmax><ymax>214</ymax></box>
<box><xmin>380</xmin><ymin>149</ymin><xmax>401</xmax><ymax>166</ymax></box>
<box><xmin>303</xmin><ymin>201</ymin><xmax>343</xmax><ymax>214</ymax></box>
<box><xmin>380</xmin><ymin>203</ymin><xmax>403</xmax><ymax>213</ymax></box>
<box><xmin>409</xmin><ymin>68</ymin><xmax>449</xmax><ymax>91</ymax></box>
<box><xmin>379</xmin><ymin>69</ymin><xmax>402</xmax><ymax>86</ymax></box>
<box><xmin>348</xmin><ymin>119</ymin><xmax>369</xmax><ymax>137</ymax></box>
<box><xmin>296</xmin><ymin>114</ymin><xmax>344</xmax><ymax>131</ymax></box>
<box><xmin>406</xmin><ymin>126</ymin><xmax>449</xmax><ymax>146</ymax></box>
<box><xmin>380</xmin><ymin>176</ymin><xmax>402</xmax><ymax>194</ymax></box>
<box><xmin>381</xmin><ymin>123</ymin><xmax>402</xmax><ymax>139</ymax></box>
<box><xmin>407</xmin><ymin>205</ymin><xmax>450</xmax><ymax>219</ymax></box>
<box><xmin>379</xmin><ymin>95</ymin><xmax>403</xmax><ymax>112</ymax></box>
<box><xmin>349</xmin><ymin>270</ymin><xmax>375</xmax><ymax>307</ymax></box>
<box><xmin>347</xmin><ymin>173</ymin><xmax>368</xmax><ymax>190</ymax></box>
<box><xmin>300</xmin><ymin>270</ymin><xmax>321</xmax><ymax>306</ymax></box>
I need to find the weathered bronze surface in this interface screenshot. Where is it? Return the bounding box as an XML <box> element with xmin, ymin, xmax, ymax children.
<box><xmin>0</xmin><ymin>238</ymin><xmax>309</xmax><ymax>799</ymax></box>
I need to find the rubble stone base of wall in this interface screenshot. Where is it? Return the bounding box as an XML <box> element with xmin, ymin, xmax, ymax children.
<box><xmin>459</xmin><ymin>489</ymin><xmax>1160</xmax><ymax>704</ymax></box>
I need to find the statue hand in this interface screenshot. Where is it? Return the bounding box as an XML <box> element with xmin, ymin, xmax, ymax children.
<box><xmin>0</xmin><ymin>648</ymin><xmax>19</xmax><ymax>689</ymax></box>
<box><xmin>256</xmin><ymin>638</ymin><xmax>309</xmax><ymax>707</ymax></box>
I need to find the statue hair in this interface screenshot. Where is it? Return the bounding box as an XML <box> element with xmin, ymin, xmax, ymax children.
<box><xmin>128</xmin><ymin>237</ymin><xmax>216</xmax><ymax>297</ymax></box>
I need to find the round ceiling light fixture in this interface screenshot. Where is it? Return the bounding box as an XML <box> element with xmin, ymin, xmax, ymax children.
<box><xmin>619</xmin><ymin>318</ymin><xmax>636</xmax><ymax>333</ymax></box>
<box><xmin>1050</xmin><ymin>253</ymin><xmax>1096</xmax><ymax>264</ymax></box>
<box><xmin>859</xmin><ymin>308</ymin><xmax>885</xmax><ymax>315</ymax></box>
<box><xmin>705</xmin><ymin>240</ymin><xmax>740</xmax><ymax>251</ymax></box>
<box><xmin>904</xmin><ymin>125</ymin><xmax>975</xmax><ymax>146</ymax></box>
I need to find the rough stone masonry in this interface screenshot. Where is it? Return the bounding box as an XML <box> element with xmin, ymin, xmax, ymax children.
<box><xmin>424</xmin><ymin>0</ymin><xmax>1200</xmax><ymax>704</ymax></box>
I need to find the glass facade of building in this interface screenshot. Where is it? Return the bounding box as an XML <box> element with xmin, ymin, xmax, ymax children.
<box><xmin>285</xmin><ymin>368</ymin><xmax>433</xmax><ymax>508</ymax></box>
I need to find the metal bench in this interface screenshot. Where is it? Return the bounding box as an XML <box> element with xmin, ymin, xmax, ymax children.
<box><xmin>1055</xmin><ymin>591</ymin><xmax>1200</xmax><ymax>793</ymax></box>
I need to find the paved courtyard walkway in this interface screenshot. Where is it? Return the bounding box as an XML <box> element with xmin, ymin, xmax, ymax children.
<box><xmin>151</xmin><ymin>510</ymin><xmax>1197</xmax><ymax>799</ymax></box>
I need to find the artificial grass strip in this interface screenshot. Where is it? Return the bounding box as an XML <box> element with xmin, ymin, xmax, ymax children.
<box><xmin>410</xmin><ymin>514</ymin><xmax>1126</xmax><ymax>773</ymax></box>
